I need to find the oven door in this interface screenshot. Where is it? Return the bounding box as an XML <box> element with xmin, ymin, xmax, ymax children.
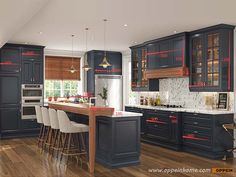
<box><xmin>21</xmin><ymin>104</ymin><xmax>41</xmax><ymax>119</ymax></box>
<box><xmin>22</xmin><ymin>89</ymin><xmax>43</xmax><ymax>98</ymax></box>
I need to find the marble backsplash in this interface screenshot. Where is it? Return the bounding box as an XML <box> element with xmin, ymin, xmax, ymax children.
<box><xmin>129</xmin><ymin>77</ymin><xmax>234</xmax><ymax>111</ymax></box>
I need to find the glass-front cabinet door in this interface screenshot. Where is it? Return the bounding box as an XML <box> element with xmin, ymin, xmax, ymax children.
<box><xmin>206</xmin><ymin>32</ymin><xmax>220</xmax><ymax>87</ymax></box>
<box><xmin>140</xmin><ymin>47</ymin><xmax>148</xmax><ymax>89</ymax></box>
<box><xmin>131</xmin><ymin>49</ymin><xmax>139</xmax><ymax>90</ymax></box>
<box><xmin>190</xmin><ymin>34</ymin><xmax>204</xmax><ymax>87</ymax></box>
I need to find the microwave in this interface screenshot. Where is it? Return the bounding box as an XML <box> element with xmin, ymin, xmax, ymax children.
<box><xmin>22</xmin><ymin>84</ymin><xmax>43</xmax><ymax>98</ymax></box>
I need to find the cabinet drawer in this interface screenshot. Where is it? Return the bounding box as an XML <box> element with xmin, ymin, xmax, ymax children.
<box><xmin>183</xmin><ymin>124</ymin><xmax>212</xmax><ymax>136</ymax></box>
<box><xmin>146</xmin><ymin>125</ymin><xmax>169</xmax><ymax>140</ymax></box>
<box><xmin>182</xmin><ymin>129</ymin><xmax>212</xmax><ymax>150</ymax></box>
<box><xmin>183</xmin><ymin>114</ymin><xmax>212</xmax><ymax>128</ymax></box>
<box><xmin>21</xmin><ymin>119</ymin><xmax>39</xmax><ymax>130</ymax></box>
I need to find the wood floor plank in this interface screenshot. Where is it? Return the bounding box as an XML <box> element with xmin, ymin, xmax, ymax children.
<box><xmin>0</xmin><ymin>138</ymin><xmax>235</xmax><ymax>177</ymax></box>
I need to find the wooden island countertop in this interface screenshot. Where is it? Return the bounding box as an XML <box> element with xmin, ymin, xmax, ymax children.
<box><xmin>48</xmin><ymin>102</ymin><xmax>114</xmax><ymax>173</ymax></box>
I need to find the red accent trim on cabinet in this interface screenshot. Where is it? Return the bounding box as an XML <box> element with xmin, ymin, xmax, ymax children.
<box><xmin>182</xmin><ymin>134</ymin><xmax>208</xmax><ymax>141</ymax></box>
<box><xmin>22</xmin><ymin>51</ymin><xmax>39</xmax><ymax>56</ymax></box>
<box><xmin>146</xmin><ymin>49</ymin><xmax>181</xmax><ymax>56</ymax></box>
<box><xmin>95</xmin><ymin>69</ymin><xmax>121</xmax><ymax>73</ymax></box>
<box><xmin>169</xmin><ymin>116</ymin><xmax>177</xmax><ymax>119</ymax></box>
<box><xmin>171</xmin><ymin>120</ymin><xmax>177</xmax><ymax>123</ymax></box>
<box><xmin>0</xmin><ymin>61</ymin><xmax>16</xmax><ymax>65</ymax></box>
<box><xmin>228</xmin><ymin>31</ymin><xmax>231</xmax><ymax>90</ymax></box>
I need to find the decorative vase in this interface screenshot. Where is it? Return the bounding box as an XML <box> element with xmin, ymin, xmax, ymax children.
<box><xmin>103</xmin><ymin>99</ymin><xmax>108</xmax><ymax>107</ymax></box>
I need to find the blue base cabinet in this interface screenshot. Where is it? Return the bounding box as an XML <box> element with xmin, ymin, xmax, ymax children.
<box><xmin>96</xmin><ymin>116</ymin><xmax>140</xmax><ymax>168</ymax></box>
<box><xmin>182</xmin><ymin>112</ymin><xmax>234</xmax><ymax>159</ymax></box>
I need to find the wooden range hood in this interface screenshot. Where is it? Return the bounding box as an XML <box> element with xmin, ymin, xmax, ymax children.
<box><xmin>144</xmin><ymin>66</ymin><xmax>189</xmax><ymax>79</ymax></box>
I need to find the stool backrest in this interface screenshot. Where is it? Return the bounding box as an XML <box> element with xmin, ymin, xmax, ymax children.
<box><xmin>49</xmin><ymin>108</ymin><xmax>59</xmax><ymax>129</ymax></box>
<box><xmin>35</xmin><ymin>105</ymin><xmax>43</xmax><ymax>124</ymax></box>
<box><xmin>57</xmin><ymin>110</ymin><xmax>71</xmax><ymax>133</ymax></box>
<box><xmin>41</xmin><ymin>107</ymin><xmax>51</xmax><ymax>126</ymax></box>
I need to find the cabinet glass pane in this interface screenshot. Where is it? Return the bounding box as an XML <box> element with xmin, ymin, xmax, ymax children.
<box><xmin>141</xmin><ymin>48</ymin><xmax>148</xmax><ymax>88</ymax></box>
<box><xmin>206</xmin><ymin>33</ymin><xmax>219</xmax><ymax>87</ymax></box>
<box><xmin>132</xmin><ymin>51</ymin><xmax>139</xmax><ymax>87</ymax></box>
<box><xmin>191</xmin><ymin>36</ymin><xmax>203</xmax><ymax>85</ymax></box>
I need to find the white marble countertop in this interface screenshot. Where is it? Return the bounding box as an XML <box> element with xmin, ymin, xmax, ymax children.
<box><xmin>111</xmin><ymin>111</ymin><xmax>143</xmax><ymax>118</ymax></box>
<box><xmin>125</xmin><ymin>104</ymin><xmax>235</xmax><ymax>115</ymax></box>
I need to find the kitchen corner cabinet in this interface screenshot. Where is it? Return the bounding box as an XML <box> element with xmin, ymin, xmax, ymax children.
<box><xmin>22</xmin><ymin>48</ymin><xmax>44</xmax><ymax>84</ymax></box>
<box><xmin>189</xmin><ymin>24</ymin><xmax>235</xmax><ymax>92</ymax></box>
<box><xmin>130</xmin><ymin>45</ymin><xmax>159</xmax><ymax>91</ymax></box>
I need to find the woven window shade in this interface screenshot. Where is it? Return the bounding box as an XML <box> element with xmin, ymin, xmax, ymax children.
<box><xmin>45</xmin><ymin>56</ymin><xmax>80</xmax><ymax>80</ymax></box>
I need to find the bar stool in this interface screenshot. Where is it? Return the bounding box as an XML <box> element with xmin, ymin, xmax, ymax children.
<box><xmin>48</xmin><ymin>108</ymin><xmax>61</xmax><ymax>158</ymax></box>
<box><xmin>41</xmin><ymin>107</ymin><xmax>52</xmax><ymax>152</ymax></box>
<box><xmin>35</xmin><ymin>105</ymin><xmax>44</xmax><ymax>148</ymax></box>
<box><xmin>57</xmin><ymin>110</ymin><xmax>89</xmax><ymax>165</ymax></box>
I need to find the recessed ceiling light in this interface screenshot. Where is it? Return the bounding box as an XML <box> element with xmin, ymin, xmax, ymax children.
<box><xmin>24</xmin><ymin>42</ymin><xmax>28</xmax><ymax>44</ymax></box>
<box><xmin>124</xmin><ymin>24</ymin><xmax>128</xmax><ymax>27</ymax></box>
<box><xmin>134</xmin><ymin>42</ymin><xmax>137</xmax><ymax>44</ymax></box>
<box><xmin>39</xmin><ymin>31</ymin><xmax>43</xmax><ymax>34</ymax></box>
<box><xmin>174</xmin><ymin>31</ymin><xmax>177</xmax><ymax>34</ymax></box>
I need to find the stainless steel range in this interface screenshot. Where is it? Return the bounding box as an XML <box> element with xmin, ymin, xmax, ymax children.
<box><xmin>21</xmin><ymin>84</ymin><xmax>43</xmax><ymax>119</ymax></box>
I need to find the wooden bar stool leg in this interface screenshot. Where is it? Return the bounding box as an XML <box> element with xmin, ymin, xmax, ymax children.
<box><xmin>60</xmin><ymin>133</ymin><xmax>67</xmax><ymax>162</ymax></box>
<box><xmin>37</xmin><ymin>124</ymin><xmax>43</xmax><ymax>147</ymax></box>
<box><xmin>66</xmin><ymin>133</ymin><xmax>72</xmax><ymax>164</ymax></box>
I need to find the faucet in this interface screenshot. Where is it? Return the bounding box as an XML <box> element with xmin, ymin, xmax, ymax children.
<box><xmin>89</xmin><ymin>97</ymin><xmax>97</xmax><ymax>107</ymax></box>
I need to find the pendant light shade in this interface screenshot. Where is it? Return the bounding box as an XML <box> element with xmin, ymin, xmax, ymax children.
<box><xmin>68</xmin><ymin>34</ymin><xmax>78</xmax><ymax>73</ymax></box>
<box><xmin>82</xmin><ymin>28</ymin><xmax>91</xmax><ymax>71</ymax></box>
<box><xmin>99</xmin><ymin>19</ymin><xmax>111</xmax><ymax>68</ymax></box>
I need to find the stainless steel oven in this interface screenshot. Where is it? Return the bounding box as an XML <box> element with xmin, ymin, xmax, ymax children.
<box><xmin>21</xmin><ymin>84</ymin><xmax>43</xmax><ymax>119</ymax></box>
<box><xmin>22</xmin><ymin>84</ymin><xmax>43</xmax><ymax>98</ymax></box>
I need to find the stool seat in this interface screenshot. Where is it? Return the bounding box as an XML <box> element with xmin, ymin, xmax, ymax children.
<box><xmin>71</xmin><ymin>121</ymin><xmax>89</xmax><ymax>132</ymax></box>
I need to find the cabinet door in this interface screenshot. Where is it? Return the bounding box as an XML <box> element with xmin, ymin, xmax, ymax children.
<box><xmin>0</xmin><ymin>74</ymin><xmax>20</xmax><ymax>106</ymax></box>
<box><xmin>131</xmin><ymin>49</ymin><xmax>140</xmax><ymax>90</ymax></box>
<box><xmin>22</xmin><ymin>48</ymin><xmax>42</xmax><ymax>61</ymax></box>
<box><xmin>172</xmin><ymin>36</ymin><xmax>185</xmax><ymax>67</ymax></box>
<box><xmin>205</xmin><ymin>31</ymin><xmax>220</xmax><ymax>88</ymax></box>
<box><xmin>158</xmin><ymin>40</ymin><xmax>172</xmax><ymax>68</ymax></box>
<box><xmin>22</xmin><ymin>60</ymin><xmax>33</xmax><ymax>84</ymax></box>
<box><xmin>33</xmin><ymin>62</ymin><xmax>43</xmax><ymax>84</ymax></box>
<box><xmin>0</xmin><ymin>47</ymin><xmax>21</xmax><ymax>73</ymax></box>
<box><xmin>189</xmin><ymin>33</ymin><xmax>205</xmax><ymax>89</ymax></box>
<box><xmin>0</xmin><ymin>107</ymin><xmax>20</xmax><ymax>131</ymax></box>
<box><xmin>147</xmin><ymin>43</ymin><xmax>159</xmax><ymax>69</ymax></box>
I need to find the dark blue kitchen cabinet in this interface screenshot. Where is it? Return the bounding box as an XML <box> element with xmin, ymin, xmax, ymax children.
<box><xmin>0</xmin><ymin>46</ymin><xmax>21</xmax><ymax>73</ymax></box>
<box><xmin>189</xmin><ymin>24</ymin><xmax>234</xmax><ymax>92</ymax></box>
<box><xmin>145</xmin><ymin>32</ymin><xmax>188</xmax><ymax>70</ymax></box>
<box><xmin>22</xmin><ymin>47</ymin><xmax>44</xmax><ymax>84</ymax></box>
<box><xmin>182</xmin><ymin>112</ymin><xmax>234</xmax><ymax>159</ymax></box>
<box><xmin>0</xmin><ymin>74</ymin><xmax>21</xmax><ymax>137</ymax></box>
<box><xmin>86</xmin><ymin>50</ymin><xmax>122</xmax><ymax>95</ymax></box>
<box><xmin>96</xmin><ymin>116</ymin><xmax>140</xmax><ymax>168</ymax></box>
<box><xmin>130</xmin><ymin>45</ymin><xmax>159</xmax><ymax>91</ymax></box>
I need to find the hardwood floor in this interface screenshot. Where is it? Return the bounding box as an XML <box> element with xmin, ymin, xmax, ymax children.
<box><xmin>0</xmin><ymin>137</ymin><xmax>235</xmax><ymax>177</ymax></box>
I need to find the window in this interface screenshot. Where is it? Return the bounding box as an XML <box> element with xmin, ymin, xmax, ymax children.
<box><xmin>44</xmin><ymin>80</ymin><xmax>81</xmax><ymax>98</ymax></box>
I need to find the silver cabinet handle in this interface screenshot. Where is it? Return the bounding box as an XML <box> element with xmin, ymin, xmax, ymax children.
<box><xmin>193</xmin><ymin>122</ymin><xmax>198</xmax><ymax>125</ymax></box>
<box><xmin>193</xmin><ymin>131</ymin><xmax>198</xmax><ymax>134</ymax></box>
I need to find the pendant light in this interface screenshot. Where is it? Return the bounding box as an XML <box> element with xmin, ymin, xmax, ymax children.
<box><xmin>82</xmin><ymin>28</ymin><xmax>91</xmax><ymax>71</ymax></box>
<box><xmin>99</xmin><ymin>19</ymin><xmax>111</xmax><ymax>68</ymax></box>
<box><xmin>68</xmin><ymin>34</ymin><xmax>77</xmax><ymax>73</ymax></box>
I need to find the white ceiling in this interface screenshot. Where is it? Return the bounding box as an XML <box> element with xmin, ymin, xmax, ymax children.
<box><xmin>3</xmin><ymin>0</ymin><xmax>236</xmax><ymax>52</ymax></box>
<box><xmin>0</xmin><ymin>0</ymin><xmax>49</xmax><ymax>47</ymax></box>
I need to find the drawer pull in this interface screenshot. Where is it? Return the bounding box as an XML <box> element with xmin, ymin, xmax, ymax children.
<box><xmin>182</xmin><ymin>134</ymin><xmax>208</xmax><ymax>141</ymax></box>
<box><xmin>194</xmin><ymin>113</ymin><xmax>198</xmax><ymax>116</ymax></box>
<box><xmin>193</xmin><ymin>122</ymin><xmax>198</xmax><ymax>125</ymax></box>
<box><xmin>169</xmin><ymin>116</ymin><xmax>177</xmax><ymax>119</ymax></box>
<box><xmin>146</xmin><ymin>119</ymin><xmax>167</xmax><ymax>124</ymax></box>
<box><xmin>193</xmin><ymin>131</ymin><xmax>198</xmax><ymax>134</ymax></box>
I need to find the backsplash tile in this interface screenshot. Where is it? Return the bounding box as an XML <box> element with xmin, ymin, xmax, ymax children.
<box><xmin>130</xmin><ymin>77</ymin><xmax>234</xmax><ymax>111</ymax></box>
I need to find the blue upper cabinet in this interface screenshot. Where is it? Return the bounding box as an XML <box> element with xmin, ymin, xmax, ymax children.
<box><xmin>130</xmin><ymin>45</ymin><xmax>159</xmax><ymax>92</ymax></box>
<box><xmin>145</xmin><ymin>32</ymin><xmax>189</xmax><ymax>70</ymax></box>
<box><xmin>189</xmin><ymin>24</ymin><xmax>235</xmax><ymax>92</ymax></box>
<box><xmin>89</xmin><ymin>50</ymin><xmax>122</xmax><ymax>75</ymax></box>
<box><xmin>0</xmin><ymin>46</ymin><xmax>21</xmax><ymax>73</ymax></box>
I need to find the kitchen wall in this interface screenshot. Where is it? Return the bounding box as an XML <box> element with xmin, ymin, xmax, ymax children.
<box><xmin>129</xmin><ymin>77</ymin><xmax>234</xmax><ymax>111</ymax></box>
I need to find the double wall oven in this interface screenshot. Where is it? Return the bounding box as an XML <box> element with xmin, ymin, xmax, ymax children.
<box><xmin>21</xmin><ymin>84</ymin><xmax>43</xmax><ymax>119</ymax></box>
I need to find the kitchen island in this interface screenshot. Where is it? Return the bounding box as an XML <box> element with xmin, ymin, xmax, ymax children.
<box><xmin>48</xmin><ymin>102</ymin><xmax>142</xmax><ymax>171</ymax></box>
